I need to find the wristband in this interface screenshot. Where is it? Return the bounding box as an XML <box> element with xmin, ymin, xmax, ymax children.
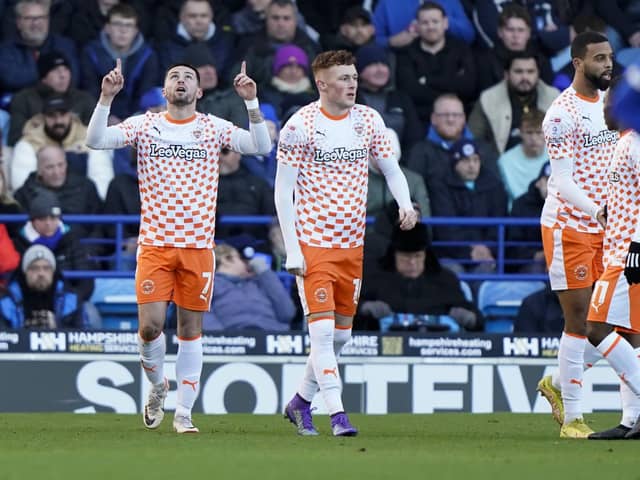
<box><xmin>244</xmin><ymin>98</ymin><xmax>259</xmax><ymax>110</ymax></box>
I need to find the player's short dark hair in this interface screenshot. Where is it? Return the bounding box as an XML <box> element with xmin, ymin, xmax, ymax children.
<box><xmin>311</xmin><ymin>50</ymin><xmax>355</xmax><ymax>76</ymax></box>
<box><xmin>416</xmin><ymin>1</ymin><xmax>446</xmax><ymax>19</ymax></box>
<box><xmin>165</xmin><ymin>63</ymin><xmax>201</xmax><ymax>85</ymax></box>
<box><xmin>571</xmin><ymin>31</ymin><xmax>609</xmax><ymax>59</ymax></box>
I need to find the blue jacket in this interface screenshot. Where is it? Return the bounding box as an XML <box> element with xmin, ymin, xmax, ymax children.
<box><xmin>373</xmin><ymin>0</ymin><xmax>475</xmax><ymax>46</ymax></box>
<box><xmin>204</xmin><ymin>270</ymin><xmax>296</xmax><ymax>331</ymax></box>
<box><xmin>81</xmin><ymin>32</ymin><xmax>159</xmax><ymax>119</ymax></box>
<box><xmin>0</xmin><ymin>34</ymin><xmax>79</xmax><ymax>96</ymax></box>
<box><xmin>0</xmin><ymin>279</ymin><xmax>84</xmax><ymax>329</ymax></box>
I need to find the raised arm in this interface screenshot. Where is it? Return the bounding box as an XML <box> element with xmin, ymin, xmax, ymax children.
<box><xmin>229</xmin><ymin>61</ymin><xmax>271</xmax><ymax>155</ymax></box>
<box><xmin>86</xmin><ymin>58</ymin><xmax>127</xmax><ymax>150</ymax></box>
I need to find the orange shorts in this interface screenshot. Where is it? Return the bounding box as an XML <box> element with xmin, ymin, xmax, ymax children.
<box><xmin>541</xmin><ymin>225</ymin><xmax>603</xmax><ymax>291</ymax></box>
<box><xmin>587</xmin><ymin>266</ymin><xmax>640</xmax><ymax>332</ymax></box>
<box><xmin>135</xmin><ymin>245</ymin><xmax>215</xmax><ymax>311</ymax></box>
<box><xmin>296</xmin><ymin>244</ymin><xmax>363</xmax><ymax>317</ymax></box>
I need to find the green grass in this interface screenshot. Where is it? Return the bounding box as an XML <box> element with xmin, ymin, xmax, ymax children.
<box><xmin>0</xmin><ymin>413</ymin><xmax>637</xmax><ymax>480</ymax></box>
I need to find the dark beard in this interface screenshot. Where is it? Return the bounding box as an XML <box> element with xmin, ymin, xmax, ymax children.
<box><xmin>585</xmin><ymin>70</ymin><xmax>610</xmax><ymax>91</ymax></box>
<box><xmin>44</xmin><ymin>123</ymin><xmax>70</xmax><ymax>142</ymax></box>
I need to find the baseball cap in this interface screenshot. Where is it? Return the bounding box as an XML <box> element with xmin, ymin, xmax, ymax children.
<box><xmin>43</xmin><ymin>95</ymin><xmax>71</xmax><ymax>114</ymax></box>
<box><xmin>341</xmin><ymin>6</ymin><xmax>372</xmax><ymax>25</ymax></box>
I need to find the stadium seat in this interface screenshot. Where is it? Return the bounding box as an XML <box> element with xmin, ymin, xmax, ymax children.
<box><xmin>459</xmin><ymin>280</ymin><xmax>473</xmax><ymax>303</ymax></box>
<box><xmin>477</xmin><ymin>280</ymin><xmax>546</xmax><ymax>333</ymax></box>
<box><xmin>90</xmin><ymin>278</ymin><xmax>138</xmax><ymax>330</ymax></box>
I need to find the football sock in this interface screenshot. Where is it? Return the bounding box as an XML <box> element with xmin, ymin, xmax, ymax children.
<box><xmin>597</xmin><ymin>332</ymin><xmax>640</xmax><ymax>396</ymax></box>
<box><xmin>551</xmin><ymin>341</ymin><xmax>602</xmax><ymax>390</ymax></box>
<box><xmin>308</xmin><ymin>317</ymin><xmax>343</xmax><ymax>414</ymax></box>
<box><xmin>559</xmin><ymin>332</ymin><xmax>587</xmax><ymax>423</ymax></box>
<box><xmin>621</xmin><ymin>347</ymin><xmax>640</xmax><ymax>428</ymax></box>
<box><xmin>298</xmin><ymin>326</ymin><xmax>352</xmax><ymax>402</ymax></box>
<box><xmin>175</xmin><ymin>336</ymin><xmax>203</xmax><ymax>418</ymax></box>
<box><xmin>138</xmin><ymin>332</ymin><xmax>165</xmax><ymax>386</ymax></box>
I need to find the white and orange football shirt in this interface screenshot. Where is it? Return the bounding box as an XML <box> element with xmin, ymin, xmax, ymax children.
<box><xmin>116</xmin><ymin>111</ymin><xmax>239</xmax><ymax>249</ymax></box>
<box><xmin>542</xmin><ymin>87</ymin><xmax>618</xmax><ymax>233</ymax></box>
<box><xmin>603</xmin><ymin>130</ymin><xmax>640</xmax><ymax>268</ymax></box>
<box><xmin>277</xmin><ymin>102</ymin><xmax>395</xmax><ymax>249</ymax></box>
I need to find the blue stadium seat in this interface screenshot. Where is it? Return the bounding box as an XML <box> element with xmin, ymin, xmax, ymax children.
<box><xmin>477</xmin><ymin>280</ymin><xmax>546</xmax><ymax>333</ymax></box>
<box><xmin>90</xmin><ymin>278</ymin><xmax>138</xmax><ymax>330</ymax></box>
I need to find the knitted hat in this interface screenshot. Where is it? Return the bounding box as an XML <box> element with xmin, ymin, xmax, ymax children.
<box><xmin>390</xmin><ymin>223</ymin><xmax>429</xmax><ymax>253</ymax></box>
<box><xmin>272</xmin><ymin>44</ymin><xmax>309</xmax><ymax>75</ymax></box>
<box><xmin>22</xmin><ymin>244</ymin><xmax>56</xmax><ymax>273</ymax></box>
<box><xmin>29</xmin><ymin>190</ymin><xmax>62</xmax><ymax>219</ymax></box>
<box><xmin>139</xmin><ymin>87</ymin><xmax>165</xmax><ymax>111</ymax></box>
<box><xmin>38</xmin><ymin>52</ymin><xmax>71</xmax><ymax>78</ymax></box>
<box><xmin>355</xmin><ymin>44</ymin><xmax>389</xmax><ymax>72</ymax></box>
<box><xmin>449</xmin><ymin>138</ymin><xmax>479</xmax><ymax>165</ymax></box>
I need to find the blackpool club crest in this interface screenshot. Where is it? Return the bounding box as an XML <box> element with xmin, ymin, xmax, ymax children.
<box><xmin>353</xmin><ymin>122</ymin><xmax>365</xmax><ymax>136</ymax></box>
<box><xmin>192</xmin><ymin>129</ymin><xmax>202</xmax><ymax>140</ymax></box>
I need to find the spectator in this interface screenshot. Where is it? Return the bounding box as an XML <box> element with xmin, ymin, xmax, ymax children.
<box><xmin>498</xmin><ymin>108</ymin><xmax>549</xmax><ymax>203</ymax></box>
<box><xmin>233</xmin><ymin>0</ymin><xmax>320</xmax><ymax>87</ymax></box>
<box><xmin>320</xmin><ymin>6</ymin><xmax>376</xmax><ymax>52</ymax></box>
<box><xmin>357</xmin><ymin>223</ymin><xmax>482</xmax><ymax>331</ymax></box>
<box><xmin>474</xmin><ymin>4</ymin><xmax>554</xmax><ymax>92</ymax></box>
<box><xmin>514</xmin><ymin>283</ymin><xmax>561</xmax><ymax>333</ymax></box>
<box><xmin>428</xmin><ymin>138</ymin><xmax>508</xmax><ymax>272</ymax></box>
<box><xmin>469</xmin><ymin>51</ymin><xmax>559</xmax><ymax>155</ymax></box>
<box><xmin>261</xmin><ymin>44</ymin><xmax>316</xmax><ymax>118</ymax></box>
<box><xmin>80</xmin><ymin>4</ymin><xmax>160</xmax><ymax>121</ymax></box>
<box><xmin>0</xmin><ymin>222</ymin><xmax>19</xmax><ymax>288</ymax></box>
<box><xmin>157</xmin><ymin>0</ymin><xmax>235</xmax><ymax>79</ymax></box>
<box><xmin>13</xmin><ymin>189</ymin><xmax>95</xmax><ymax>301</ymax></box>
<box><xmin>507</xmin><ymin>161</ymin><xmax>549</xmax><ymax>273</ymax></box>
<box><xmin>241</xmin><ymin>103</ymin><xmax>280</xmax><ymax>188</ymax></box>
<box><xmin>231</xmin><ymin>0</ymin><xmax>271</xmax><ymax>36</ymax></box>
<box><xmin>0</xmin><ymin>168</ymin><xmax>23</xmax><ymax>238</ymax></box>
<box><xmin>182</xmin><ymin>42</ymin><xmax>249</xmax><ymax>127</ymax></box>
<box><xmin>373</xmin><ymin>0</ymin><xmax>475</xmax><ymax>48</ymax></box>
<box><xmin>356</xmin><ymin>43</ymin><xmax>423</xmax><ymax>153</ymax></box>
<box><xmin>296</xmin><ymin>0</ymin><xmax>363</xmax><ymax>37</ymax></box>
<box><xmin>9</xmin><ymin>51</ymin><xmax>95</xmax><ymax>146</ymax></box>
<box><xmin>203</xmin><ymin>243</ymin><xmax>296</xmax><ymax>331</ymax></box>
<box><xmin>14</xmin><ymin>145</ymin><xmax>103</xmax><ymax>237</ymax></box>
<box><xmin>472</xmin><ymin>0</ymin><xmax>569</xmax><ymax>54</ymax></box>
<box><xmin>407</xmin><ymin>93</ymin><xmax>498</xmax><ymax>191</ymax></box>
<box><xmin>68</xmin><ymin>0</ymin><xmax>121</xmax><ymax>48</ymax></box>
<box><xmin>11</xmin><ymin>95</ymin><xmax>113</xmax><ymax>197</ymax></box>
<box><xmin>396</xmin><ymin>2</ymin><xmax>477</xmax><ymax>125</ymax></box>
<box><xmin>0</xmin><ymin>244</ymin><xmax>87</xmax><ymax>328</ymax></box>
<box><xmin>368</xmin><ymin>131</ymin><xmax>430</xmax><ymax>220</ymax></box>
<box><xmin>216</xmin><ymin>146</ymin><xmax>275</xmax><ymax>241</ymax></box>
<box><xmin>0</xmin><ymin>0</ymin><xmax>78</xmax><ymax>97</ymax></box>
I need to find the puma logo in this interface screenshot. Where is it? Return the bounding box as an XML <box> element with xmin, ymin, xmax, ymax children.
<box><xmin>152</xmin><ymin>126</ymin><xmax>161</xmax><ymax>135</ymax></box>
<box><xmin>570</xmin><ymin>378</ymin><xmax>583</xmax><ymax>387</ymax></box>
<box><xmin>182</xmin><ymin>379</ymin><xmax>199</xmax><ymax>391</ymax></box>
<box><xmin>620</xmin><ymin>372</ymin><xmax>627</xmax><ymax>384</ymax></box>
<box><xmin>141</xmin><ymin>361</ymin><xmax>156</xmax><ymax>373</ymax></box>
<box><xmin>323</xmin><ymin>367</ymin><xmax>337</xmax><ymax>378</ymax></box>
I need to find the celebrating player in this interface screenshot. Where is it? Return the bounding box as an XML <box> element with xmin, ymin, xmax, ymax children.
<box><xmin>537</xmin><ymin>32</ymin><xmax>618</xmax><ymax>438</ymax></box>
<box><xmin>86</xmin><ymin>59</ymin><xmax>271</xmax><ymax>433</ymax></box>
<box><xmin>275</xmin><ymin>50</ymin><xmax>418</xmax><ymax>436</ymax></box>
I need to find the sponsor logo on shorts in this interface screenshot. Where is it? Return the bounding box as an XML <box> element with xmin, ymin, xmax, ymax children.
<box><xmin>574</xmin><ymin>264</ymin><xmax>588</xmax><ymax>281</ymax></box>
<box><xmin>141</xmin><ymin>279</ymin><xmax>155</xmax><ymax>295</ymax></box>
<box><xmin>314</xmin><ymin>287</ymin><xmax>328</xmax><ymax>303</ymax></box>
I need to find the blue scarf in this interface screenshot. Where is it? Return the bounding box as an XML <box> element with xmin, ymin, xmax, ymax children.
<box><xmin>426</xmin><ymin>126</ymin><xmax>474</xmax><ymax>150</ymax></box>
<box><xmin>21</xmin><ymin>221</ymin><xmax>69</xmax><ymax>251</ymax></box>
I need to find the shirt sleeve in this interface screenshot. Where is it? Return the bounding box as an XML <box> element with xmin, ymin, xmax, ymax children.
<box><xmin>86</xmin><ymin>104</ymin><xmax>142</xmax><ymax>149</ymax></box>
<box><xmin>368</xmin><ymin>109</ymin><xmax>396</xmax><ymax>164</ymax></box>
<box><xmin>276</xmin><ymin>114</ymin><xmax>307</xmax><ymax>168</ymax></box>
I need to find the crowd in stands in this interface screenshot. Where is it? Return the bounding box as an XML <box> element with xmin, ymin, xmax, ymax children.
<box><xmin>2</xmin><ymin>0</ymin><xmax>637</xmax><ymax>333</ymax></box>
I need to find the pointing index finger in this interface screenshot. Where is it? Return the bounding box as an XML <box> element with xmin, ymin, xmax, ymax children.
<box><xmin>240</xmin><ymin>61</ymin><xmax>246</xmax><ymax>75</ymax></box>
<box><xmin>115</xmin><ymin>58</ymin><xmax>122</xmax><ymax>72</ymax></box>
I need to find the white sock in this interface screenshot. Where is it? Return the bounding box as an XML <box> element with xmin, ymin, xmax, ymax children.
<box><xmin>597</xmin><ymin>332</ymin><xmax>640</xmax><ymax>396</ymax></box>
<box><xmin>308</xmin><ymin>318</ymin><xmax>343</xmax><ymax>414</ymax></box>
<box><xmin>138</xmin><ymin>332</ymin><xmax>165</xmax><ymax>386</ymax></box>
<box><xmin>621</xmin><ymin>347</ymin><xmax>640</xmax><ymax>428</ymax></box>
<box><xmin>298</xmin><ymin>327</ymin><xmax>352</xmax><ymax>402</ymax></box>
<box><xmin>551</xmin><ymin>341</ymin><xmax>602</xmax><ymax>390</ymax></box>
<box><xmin>559</xmin><ymin>332</ymin><xmax>587</xmax><ymax>423</ymax></box>
<box><xmin>175</xmin><ymin>336</ymin><xmax>203</xmax><ymax>418</ymax></box>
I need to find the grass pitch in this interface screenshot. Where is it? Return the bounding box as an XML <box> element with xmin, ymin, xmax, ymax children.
<box><xmin>0</xmin><ymin>413</ymin><xmax>636</xmax><ymax>480</ymax></box>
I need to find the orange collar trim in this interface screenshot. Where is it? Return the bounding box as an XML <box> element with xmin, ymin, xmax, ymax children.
<box><xmin>574</xmin><ymin>91</ymin><xmax>599</xmax><ymax>103</ymax></box>
<box><xmin>319</xmin><ymin>106</ymin><xmax>349</xmax><ymax>121</ymax></box>
<box><xmin>164</xmin><ymin>113</ymin><xmax>197</xmax><ymax>124</ymax></box>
